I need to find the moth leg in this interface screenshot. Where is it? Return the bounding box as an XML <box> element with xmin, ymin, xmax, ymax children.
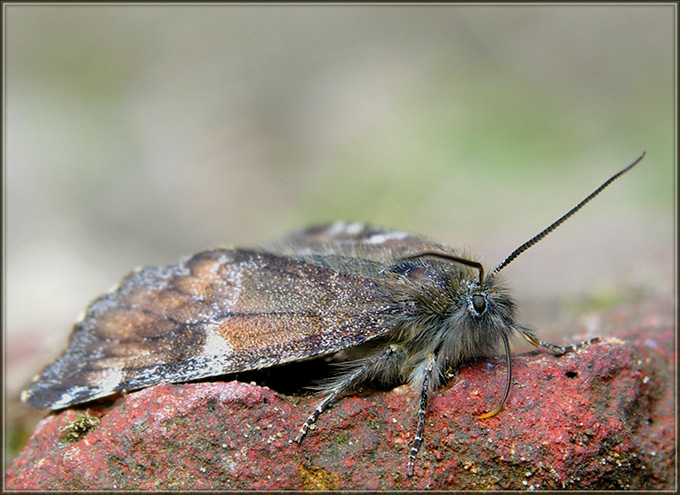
<box><xmin>519</xmin><ymin>327</ymin><xmax>599</xmax><ymax>356</ymax></box>
<box><xmin>294</xmin><ymin>344</ymin><xmax>403</xmax><ymax>444</ymax></box>
<box><xmin>407</xmin><ymin>352</ymin><xmax>436</xmax><ymax>478</ymax></box>
<box><xmin>294</xmin><ymin>389</ymin><xmax>341</xmax><ymax>443</ymax></box>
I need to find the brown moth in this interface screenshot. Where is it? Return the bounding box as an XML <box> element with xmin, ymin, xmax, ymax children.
<box><xmin>21</xmin><ymin>153</ymin><xmax>645</xmax><ymax>476</ymax></box>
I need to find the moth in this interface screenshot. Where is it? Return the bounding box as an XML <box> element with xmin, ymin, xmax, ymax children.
<box><xmin>22</xmin><ymin>153</ymin><xmax>645</xmax><ymax>476</ymax></box>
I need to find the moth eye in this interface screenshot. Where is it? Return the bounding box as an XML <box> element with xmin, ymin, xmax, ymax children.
<box><xmin>471</xmin><ymin>294</ymin><xmax>487</xmax><ymax>315</ymax></box>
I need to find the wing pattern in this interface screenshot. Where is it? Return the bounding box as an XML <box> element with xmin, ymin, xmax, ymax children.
<box><xmin>22</xmin><ymin>246</ymin><xmax>398</xmax><ymax>409</ymax></box>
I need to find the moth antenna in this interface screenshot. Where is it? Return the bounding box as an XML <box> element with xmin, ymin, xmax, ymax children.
<box><xmin>492</xmin><ymin>152</ymin><xmax>646</xmax><ymax>276</ymax></box>
<box><xmin>397</xmin><ymin>252</ymin><xmax>485</xmax><ymax>286</ymax></box>
<box><xmin>477</xmin><ymin>332</ymin><xmax>512</xmax><ymax>419</ymax></box>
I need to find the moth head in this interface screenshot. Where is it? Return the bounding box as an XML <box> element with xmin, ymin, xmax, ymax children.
<box><xmin>399</xmin><ymin>151</ymin><xmax>645</xmax><ymax>418</ymax></box>
<box><xmin>394</xmin><ymin>251</ymin><xmax>517</xmax><ymax>359</ymax></box>
<box><xmin>397</xmin><ymin>251</ymin><xmax>509</xmax><ymax>322</ymax></box>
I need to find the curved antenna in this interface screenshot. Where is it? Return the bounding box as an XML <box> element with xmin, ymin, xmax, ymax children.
<box><xmin>397</xmin><ymin>251</ymin><xmax>485</xmax><ymax>287</ymax></box>
<box><xmin>492</xmin><ymin>152</ymin><xmax>645</xmax><ymax>276</ymax></box>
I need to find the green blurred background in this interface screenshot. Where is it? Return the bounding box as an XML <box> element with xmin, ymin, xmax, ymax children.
<box><xmin>4</xmin><ymin>5</ymin><xmax>674</xmax><ymax>469</ymax></box>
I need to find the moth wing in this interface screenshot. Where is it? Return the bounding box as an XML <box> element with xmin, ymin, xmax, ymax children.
<box><xmin>268</xmin><ymin>222</ymin><xmax>442</xmax><ymax>256</ymax></box>
<box><xmin>22</xmin><ymin>249</ymin><xmax>395</xmax><ymax>410</ymax></box>
<box><xmin>267</xmin><ymin>222</ymin><xmax>452</xmax><ymax>278</ymax></box>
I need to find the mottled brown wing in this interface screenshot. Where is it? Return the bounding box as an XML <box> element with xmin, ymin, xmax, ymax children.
<box><xmin>22</xmin><ymin>249</ymin><xmax>396</xmax><ymax>410</ymax></box>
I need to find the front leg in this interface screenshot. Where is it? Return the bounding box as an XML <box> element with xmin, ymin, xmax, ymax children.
<box><xmin>407</xmin><ymin>352</ymin><xmax>436</xmax><ymax>477</ymax></box>
<box><xmin>518</xmin><ymin>326</ymin><xmax>599</xmax><ymax>355</ymax></box>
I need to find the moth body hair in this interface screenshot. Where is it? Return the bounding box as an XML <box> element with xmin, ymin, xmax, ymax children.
<box><xmin>296</xmin><ymin>252</ymin><xmax>520</xmax><ymax>455</ymax></box>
